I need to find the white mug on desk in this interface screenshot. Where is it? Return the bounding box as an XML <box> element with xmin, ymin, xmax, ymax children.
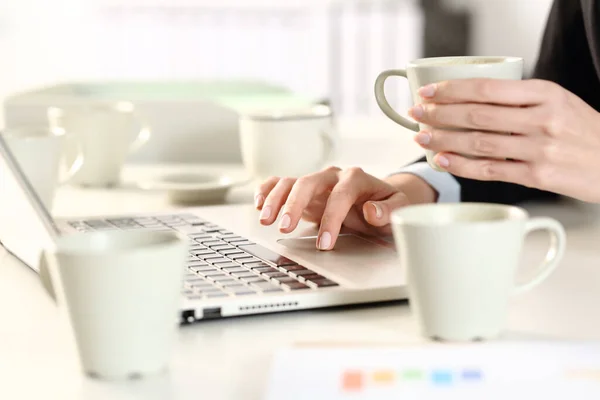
<box><xmin>2</xmin><ymin>126</ymin><xmax>83</xmax><ymax>211</ymax></box>
<box><xmin>47</xmin><ymin>101</ymin><xmax>151</xmax><ymax>187</ymax></box>
<box><xmin>239</xmin><ymin>105</ymin><xmax>337</xmax><ymax>180</ymax></box>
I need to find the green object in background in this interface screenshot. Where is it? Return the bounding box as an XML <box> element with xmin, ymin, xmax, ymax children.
<box><xmin>11</xmin><ymin>80</ymin><xmax>321</xmax><ymax>114</ymax></box>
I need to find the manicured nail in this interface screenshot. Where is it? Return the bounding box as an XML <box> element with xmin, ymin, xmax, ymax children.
<box><xmin>280</xmin><ymin>213</ymin><xmax>291</xmax><ymax>230</ymax></box>
<box><xmin>371</xmin><ymin>202</ymin><xmax>383</xmax><ymax>219</ymax></box>
<box><xmin>254</xmin><ymin>194</ymin><xmax>264</xmax><ymax>208</ymax></box>
<box><xmin>437</xmin><ymin>155</ymin><xmax>450</xmax><ymax>168</ymax></box>
<box><xmin>260</xmin><ymin>206</ymin><xmax>272</xmax><ymax>220</ymax></box>
<box><xmin>418</xmin><ymin>84</ymin><xmax>437</xmax><ymax>98</ymax></box>
<box><xmin>318</xmin><ymin>232</ymin><xmax>332</xmax><ymax>250</ymax></box>
<box><xmin>415</xmin><ymin>131</ymin><xmax>431</xmax><ymax>145</ymax></box>
<box><xmin>408</xmin><ymin>105</ymin><xmax>424</xmax><ymax>119</ymax></box>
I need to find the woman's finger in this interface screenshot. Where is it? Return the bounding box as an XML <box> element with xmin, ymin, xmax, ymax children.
<box><xmin>278</xmin><ymin>167</ymin><xmax>341</xmax><ymax>233</ymax></box>
<box><xmin>260</xmin><ymin>177</ymin><xmax>297</xmax><ymax>225</ymax></box>
<box><xmin>414</xmin><ymin>129</ymin><xmax>537</xmax><ymax>161</ymax></box>
<box><xmin>254</xmin><ymin>176</ymin><xmax>281</xmax><ymax>209</ymax></box>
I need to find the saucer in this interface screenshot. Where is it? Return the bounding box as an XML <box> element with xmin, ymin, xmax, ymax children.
<box><xmin>135</xmin><ymin>171</ymin><xmax>249</xmax><ymax>204</ymax></box>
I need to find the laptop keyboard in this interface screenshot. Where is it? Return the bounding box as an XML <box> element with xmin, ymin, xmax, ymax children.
<box><xmin>67</xmin><ymin>213</ymin><xmax>339</xmax><ymax>300</ymax></box>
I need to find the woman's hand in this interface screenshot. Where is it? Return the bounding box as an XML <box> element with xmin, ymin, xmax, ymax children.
<box><xmin>409</xmin><ymin>78</ymin><xmax>600</xmax><ymax>202</ymax></box>
<box><xmin>254</xmin><ymin>166</ymin><xmax>436</xmax><ymax>250</ymax></box>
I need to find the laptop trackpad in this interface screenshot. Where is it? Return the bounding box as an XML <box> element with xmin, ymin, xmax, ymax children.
<box><xmin>276</xmin><ymin>234</ymin><xmax>403</xmax><ymax>288</ymax></box>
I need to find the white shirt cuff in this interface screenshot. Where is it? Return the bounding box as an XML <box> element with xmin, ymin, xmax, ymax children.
<box><xmin>392</xmin><ymin>162</ymin><xmax>461</xmax><ymax>203</ymax></box>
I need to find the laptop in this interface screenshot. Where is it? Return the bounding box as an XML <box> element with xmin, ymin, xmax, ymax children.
<box><xmin>0</xmin><ymin>134</ymin><xmax>408</xmax><ymax>323</ymax></box>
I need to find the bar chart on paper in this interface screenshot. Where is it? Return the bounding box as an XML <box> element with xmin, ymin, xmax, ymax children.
<box><xmin>265</xmin><ymin>342</ymin><xmax>600</xmax><ymax>399</ymax></box>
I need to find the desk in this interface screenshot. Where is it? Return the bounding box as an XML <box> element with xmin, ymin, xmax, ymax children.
<box><xmin>2</xmin><ymin>134</ymin><xmax>600</xmax><ymax>400</ymax></box>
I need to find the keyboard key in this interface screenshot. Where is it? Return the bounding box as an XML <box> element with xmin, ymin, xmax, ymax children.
<box><xmin>197</xmin><ymin>253</ymin><xmax>222</xmax><ymax>260</ymax></box>
<box><xmin>223</xmin><ymin>267</ymin><xmax>249</xmax><ymax>274</ymax></box>
<box><xmin>201</xmin><ymin>240</ymin><xmax>227</xmax><ymax>247</ymax></box>
<box><xmin>218</xmin><ymin>248</ymin><xmax>244</xmax><ymax>256</ymax></box>
<box><xmin>289</xmin><ymin>269</ymin><xmax>317</xmax><ymax>278</ymax></box>
<box><xmin>202</xmin><ymin>228</ymin><xmax>222</xmax><ymax>234</ymax></box>
<box><xmin>193</xmin><ymin>249</ymin><xmax>217</xmax><ymax>256</ymax></box>
<box><xmin>251</xmin><ymin>281</ymin><xmax>284</xmax><ymax>293</ymax></box>
<box><xmin>232</xmin><ymin>240</ymin><xmax>254</xmax><ymax>246</ymax></box>
<box><xmin>222</xmin><ymin>283</ymin><xmax>245</xmax><ymax>289</ymax></box>
<box><xmin>189</xmin><ymin>234</ymin><xmax>212</xmax><ymax>241</ymax></box>
<box><xmin>272</xmin><ymin>276</ymin><xmax>298</xmax><ymax>284</ymax></box>
<box><xmin>188</xmin><ymin>260</ymin><xmax>210</xmax><ymax>266</ymax></box>
<box><xmin>279</xmin><ymin>264</ymin><xmax>307</xmax><ymax>272</ymax></box>
<box><xmin>217</xmin><ymin>263</ymin><xmax>243</xmax><ymax>270</ymax></box>
<box><xmin>240</xmin><ymin>258</ymin><xmax>263</xmax><ymax>265</ymax></box>
<box><xmin>282</xmin><ymin>282</ymin><xmax>311</xmax><ymax>291</ymax></box>
<box><xmin>231</xmin><ymin>271</ymin><xmax>258</xmax><ymax>278</ymax></box>
<box><xmin>238</xmin><ymin>244</ymin><xmax>297</xmax><ymax>267</ymax></box>
<box><xmin>218</xmin><ymin>234</ymin><xmax>241</xmax><ymax>240</ymax></box>
<box><xmin>182</xmin><ymin>290</ymin><xmax>194</xmax><ymax>296</ymax></box>
<box><xmin>311</xmin><ymin>279</ymin><xmax>339</xmax><ymax>288</ymax></box>
<box><xmin>188</xmin><ymin>266</ymin><xmax>214</xmax><ymax>273</ymax></box>
<box><xmin>208</xmin><ymin>257</ymin><xmax>232</xmax><ymax>265</ymax></box>
<box><xmin>210</xmin><ymin>245</ymin><xmax>236</xmax><ymax>251</ymax></box>
<box><xmin>210</xmin><ymin>275</ymin><xmax>236</xmax><ymax>282</ymax></box>
<box><xmin>240</xmin><ymin>276</ymin><xmax>266</xmax><ymax>283</ymax></box>
<box><xmin>244</xmin><ymin>261</ymin><xmax>270</xmax><ymax>269</ymax></box>
<box><xmin>228</xmin><ymin>288</ymin><xmax>256</xmax><ymax>296</ymax></box>
<box><xmin>298</xmin><ymin>273</ymin><xmax>326</xmax><ymax>282</ymax></box>
<box><xmin>254</xmin><ymin>266</ymin><xmax>279</xmax><ymax>274</ymax></box>
<box><xmin>190</xmin><ymin>283</ymin><xmax>215</xmax><ymax>289</ymax></box>
<box><xmin>230</xmin><ymin>253</ymin><xmax>252</xmax><ymax>260</ymax></box>
<box><xmin>222</xmin><ymin>236</ymin><xmax>244</xmax><ymax>243</ymax></box>
<box><xmin>217</xmin><ymin>231</ymin><xmax>235</xmax><ymax>236</ymax></box>
<box><xmin>184</xmin><ymin>278</ymin><xmax>206</xmax><ymax>283</ymax></box>
<box><xmin>206</xmin><ymin>292</ymin><xmax>229</xmax><ymax>298</ymax></box>
<box><xmin>263</xmin><ymin>271</ymin><xmax>288</xmax><ymax>279</ymax></box>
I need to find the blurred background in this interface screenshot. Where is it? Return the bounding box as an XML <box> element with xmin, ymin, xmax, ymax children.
<box><xmin>0</xmin><ymin>0</ymin><xmax>554</xmax><ymax>162</ymax></box>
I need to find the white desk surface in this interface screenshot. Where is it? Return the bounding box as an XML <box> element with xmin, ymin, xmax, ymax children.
<box><xmin>3</xmin><ymin>133</ymin><xmax>600</xmax><ymax>400</ymax></box>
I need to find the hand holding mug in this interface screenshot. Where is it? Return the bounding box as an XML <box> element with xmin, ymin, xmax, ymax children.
<box><xmin>407</xmin><ymin>78</ymin><xmax>600</xmax><ymax>202</ymax></box>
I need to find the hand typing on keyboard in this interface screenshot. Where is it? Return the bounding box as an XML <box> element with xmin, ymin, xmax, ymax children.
<box><xmin>254</xmin><ymin>166</ymin><xmax>437</xmax><ymax>251</ymax></box>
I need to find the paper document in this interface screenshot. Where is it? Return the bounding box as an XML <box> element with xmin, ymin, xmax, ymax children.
<box><xmin>265</xmin><ymin>341</ymin><xmax>600</xmax><ymax>399</ymax></box>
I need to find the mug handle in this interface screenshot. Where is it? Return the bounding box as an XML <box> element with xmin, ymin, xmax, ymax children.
<box><xmin>57</xmin><ymin>134</ymin><xmax>84</xmax><ymax>185</ymax></box>
<box><xmin>114</xmin><ymin>101</ymin><xmax>151</xmax><ymax>153</ymax></box>
<box><xmin>374</xmin><ymin>69</ymin><xmax>420</xmax><ymax>132</ymax></box>
<box><xmin>513</xmin><ymin>217</ymin><xmax>567</xmax><ymax>295</ymax></box>
<box><xmin>319</xmin><ymin>128</ymin><xmax>337</xmax><ymax>164</ymax></box>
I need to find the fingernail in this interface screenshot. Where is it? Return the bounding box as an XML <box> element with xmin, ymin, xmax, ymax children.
<box><xmin>254</xmin><ymin>194</ymin><xmax>264</xmax><ymax>208</ymax></box>
<box><xmin>318</xmin><ymin>231</ymin><xmax>332</xmax><ymax>250</ymax></box>
<box><xmin>415</xmin><ymin>131</ymin><xmax>431</xmax><ymax>145</ymax></box>
<box><xmin>280</xmin><ymin>213</ymin><xmax>291</xmax><ymax>230</ymax></box>
<box><xmin>437</xmin><ymin>155</ymin><xmax>450</xmax><ymax>168</ymax></box>
<box><xmin>418</xmin><ymin>84</ymin><xmax>437</xmax><ymax>98</ymax></box>
<box><xmin>260</xmin><ymin>206</ymin><xmax>272</xmax><ymax>220</ymax></box>
<box><xmin>371</xmin><ymin>202</ymin><xmax>383</xmax><ymax>219</ymax></box>
<box><xmin>408</xmin><ymin>105</ymin><xmax>424</xmax><ymax>119</ymax></box>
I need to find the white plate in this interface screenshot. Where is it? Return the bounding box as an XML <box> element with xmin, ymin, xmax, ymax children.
<box><xmin>135</xmin><ymin>171</ymin><xmax>250</xmax><ymax>205</ymax></box>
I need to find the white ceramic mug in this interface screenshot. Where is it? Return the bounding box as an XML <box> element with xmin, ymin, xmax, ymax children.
<box><xmin>42</xmin><ymin>230</ymin><xmax>188</xmax><ymax>380</ymax></box>
<box><xmin>391</xmin><ymin>203</ymin><xmax>566</xmax><ymax>342</ymax></box>
<box><xmin>374</xmin><ymin>56</ymin><xmax>523</xmax><ymax>171</ymax></box>
<box><xmin>2</xmin><ymin>127</ymin><xmax>83</xmax><ymax>211</ymax></box>
<box><xmin>47</xmin><ymin>101</ymin><xmax>151</xmax><ymax>187</ymax></box>
<box><xmin>239</xmin><ymin>105</ymin><xmax>336</xmax><ymax>180</ymax></box>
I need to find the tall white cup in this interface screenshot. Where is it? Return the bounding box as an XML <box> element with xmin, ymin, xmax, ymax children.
<box><xmin>391</xmin><ymin>203</ymin><xmax>566</xmax><ymax>342</ymax></box>
<box><xmin>2</xmin><ymin>126</ymin><xmax>83</xmax><ymax>211</ymax></box>
<box><xmin>47</xmin><ymin>101</ymin><xmax>151</xmax><ymax>187</ymax></box>
<box><xmin>43</xmin><ymin>230</ymin><xmax>188</xmax><ymax>379</ymax></box>
<box><xmin>239</xmin><ymin>105</ymin><xmax>337</xmax><ymax>180</ymax></box>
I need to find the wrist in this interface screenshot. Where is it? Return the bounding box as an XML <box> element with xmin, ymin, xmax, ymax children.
<box><xmin>384</xmin><ymin>173</ymin><xmax>438</xmax><ymax>204</ymax></box>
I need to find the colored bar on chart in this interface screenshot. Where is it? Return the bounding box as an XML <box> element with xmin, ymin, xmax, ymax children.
<box><xmin>341</xmin><ymin>370</ymin><xmax>364</xmax><ymax>392</ymax></box>
<box><xmin>372</xmin><ymin>370</ymin><xmax>395</xmax><ymax>385</ymax></box>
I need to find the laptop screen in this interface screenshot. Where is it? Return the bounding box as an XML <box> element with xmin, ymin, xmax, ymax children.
<box><xmin>0</xmin><ymin>133</ymin><xmax>60</xmax><ymax>271</ymax></box>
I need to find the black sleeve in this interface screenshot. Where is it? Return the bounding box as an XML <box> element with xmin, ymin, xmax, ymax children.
<box><xmin>420</xmin><ymin>0</ymin><xmax>590</xmax><ymax>205</ymax></box>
